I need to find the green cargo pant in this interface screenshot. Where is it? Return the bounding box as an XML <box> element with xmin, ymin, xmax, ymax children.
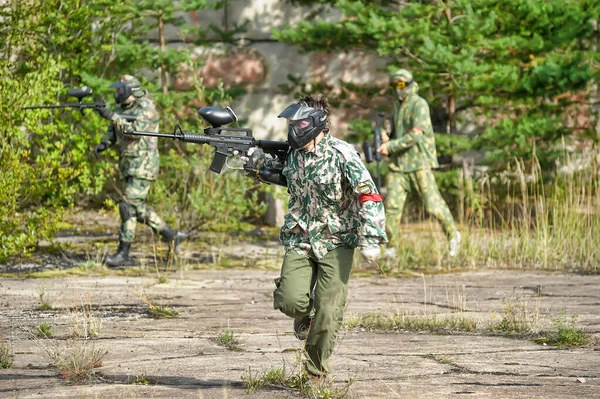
<box><xmin>273</xmin><ymin>246</ymin><xmax>354</xmax><ymax>376</ymax></box>
<box><xmin>119</xmin><ymin>176</ymin><xmax>165</xmax><ymax>243</ymax></box>
<box><xmin>385</xmin><ymin>169</ymin><xmax>457</xmax><ymax>244</ymax></box>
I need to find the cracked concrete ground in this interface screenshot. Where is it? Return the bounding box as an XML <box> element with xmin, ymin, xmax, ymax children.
<box><xmin>1</xmin><ymin>267</ymin><xmax>599</xmax><ymax>398</ymax></box>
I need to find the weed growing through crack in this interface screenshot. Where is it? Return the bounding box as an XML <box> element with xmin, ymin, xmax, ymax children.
<box><xmin>37</xmin><ymin>283</ymin><xmax>53</xmax><ymax>311</ymax></box>
<box><xmin>131</xmin><ymin>374</ymin><xmax>157</xmax><ymax>385</ymax></box>
<box><xmin>36</xmin><ymin>338</ymin><xmax>107</xmax><ymax>383</ymax></box>
<box><xmin>68</xmin><ymin>303</ymin><xmax>102</xmax><ymax>339</ymax></box>
<box><xmin>492</xmin><ymin>291</ymin><xmax>540</xmax><ymax>335</ymax></box>
<box><xmin>345</xmin><ymin>311</ymin><xmax>477</xmax><ymax>334</ymax></box>
<box><xmin>211</xmin><ymin>328</ymin><xmax>243</xmax><ymax>351</ymax></box>
<box><xmin>0</xmin><ymin>341</ymin><xmax>14</xmax><ymax>369</ymax></box>
<box><xmin>136</xmin><ymin>290</ymin><xmax>178</xmax><ymax>319</ymax></box>
<box><xmin>533</xmin><ymin>310</ymin><xmax>590</xmax><ymax>347</ymax></box>
<box><xmin>79</xmin><ymin>246</ymin><xmax>108</xmax><ymax>272</ymax></box>
<box><xmin>35</xmin><ymin>322</ymin><xmax>55</xmax><ymax>338</ymax></box>
<box><xmin>242</xmin><ymin>352</ymin><xmax>352</xmax><ymax>398</ymax></box>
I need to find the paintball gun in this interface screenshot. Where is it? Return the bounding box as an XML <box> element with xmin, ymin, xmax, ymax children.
<box><xmin>125</xmin><ymin>106</ymin><xmax>290</xmax><ymax>187</ymax></box>
<box><xmin>22</xmin><ymin>86</ymin><xmax>136</xmax><ymax>121</ymax></box>
<box><xmin>362</xmin><ymin>112</ymin><xmax>385</xmax><ymax>189</ymax></box>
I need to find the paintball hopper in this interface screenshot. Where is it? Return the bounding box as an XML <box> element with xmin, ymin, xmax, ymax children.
<box><xmin>67</xmin><ymin>86</ymin><xmax>93</xmax><ymax>102</ymax></box>
<box><xmin>198</xmin><ymin>106</ymin><xmax>237</xmax><ymax>128</ymax></box>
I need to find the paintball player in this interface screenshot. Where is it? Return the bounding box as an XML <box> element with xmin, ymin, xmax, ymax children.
<box><xmin>377</xmin><ymin>69</ymin><xmax>461</xmax><ymax>256</ymax></box>
<box><xmin>94</xmin><ymin>75</ymin><xmax>187</xmax><ymax>267</ymax></box>
<box><xmin>253</xmin><ymin>95</ymin><xmax>387</xmax><ymax>378</ymax></box>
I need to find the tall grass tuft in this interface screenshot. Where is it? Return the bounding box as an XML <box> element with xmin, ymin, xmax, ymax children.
<box><xmin>391</xmin><ymin>153</ymin><xmax>600</xmax><ymax>273</ymax></box>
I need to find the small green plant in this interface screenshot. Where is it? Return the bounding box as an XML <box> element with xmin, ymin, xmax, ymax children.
<box><xmin>492</xmin><ymin>292</ymin><xmax>539</xmax><ymax>335</ymax></box>
<box><xmin>131</xmin><ymin>374</ymin><xmax>157</xmax><ymax>385</ymax></box>
<box><xmin>533</xmin><ymin>310</ymin><xmax>590</xmax><ymax>347</ymax></box>
<box><xmin>242</xmin><ymin>352</ymin><xmax>351</xmax><ymax>398</ymax></box>
<box><xmin>156</xmin><ymin>275</ymin><xmax>169</xmax><ymax>284</ymax></box>
<box><xmin>38</xmin><ymin>301</ymin><xmax>53</xmax><ymax>311</ymax></box>
<box><xmin>136</xmin><ymin>291</ymin><xmax>178</xmax><ymax>319</ymax></box>
<box><xmin>35</xmin><ymin>322</ymin><xmax>55</xmax><ymax>338</ymax></box>
<box><xmin>37</xmin><ymin>284</ymin><xmax>53</xmax><ymax>311</ymax></box>
<box><xmin>0</xmin><ymin>342</ymin><xmax>15</xmax><ymax>369</ymax></box>
<box><xmin>211</xmin><ymin>328</ymin><xmax>243</xmax><ymax>351</ymax></box>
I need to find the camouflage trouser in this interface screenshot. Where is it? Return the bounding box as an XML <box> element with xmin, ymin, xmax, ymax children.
<box><xmin>119</xmin><ymin>176</ymin><xmax>165</xmax><ymax>243</ymax></box>
<box><xmin>385</xmin><ymin>169</ymin><xmax>457</xmax><ymax>244</ymax></box>
<box><xmin>273</xmin><ymin>246</ymin><xmax>354</xmax><ymax>376</ymax></box>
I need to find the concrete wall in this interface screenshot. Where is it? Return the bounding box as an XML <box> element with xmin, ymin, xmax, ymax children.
<box><xmin>166</xmin><ymin>0</ymin><xmax>389</xmax><ymax>141</ymax></box>
<box><xmin>157</xmin><ymin>1</ymin><xmax>391</xmax><ymax>225</ymax></box>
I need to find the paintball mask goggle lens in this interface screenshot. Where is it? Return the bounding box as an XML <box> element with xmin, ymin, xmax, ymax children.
<box><xmin>291</xmin><ymin>119</ymin><xmax>310</xmax><ymax>129</ymax></box>
<box><xmin>390</xmin><ymin>81</ymin><xmax>407</xmax><ymax>90</ymax></box>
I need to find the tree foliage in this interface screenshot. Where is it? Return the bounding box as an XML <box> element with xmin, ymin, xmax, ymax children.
<box><xmin>275</xmin><ymin>0</ymin><xmax>599</xmax><ymax>169</ymax></box>
<box><xmin>0</xmin><ymin>0</ymin><xmax>264</xmax><ymax>261</ymax></box>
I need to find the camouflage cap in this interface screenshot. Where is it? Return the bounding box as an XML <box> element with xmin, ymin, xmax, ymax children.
<box><xmin>390</xmin><ymin>69</ymin><xmax>413</xmax><ymax>83</ymax></box>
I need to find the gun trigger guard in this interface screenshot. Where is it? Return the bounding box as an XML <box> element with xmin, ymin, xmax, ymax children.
<box><xmin>225</xmin><ymin>157</ymin><xmax>244</xmax><ymax>171</ymax></box>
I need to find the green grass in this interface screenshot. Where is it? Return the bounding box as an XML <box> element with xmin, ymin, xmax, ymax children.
<box><xmin>0</xmin><ymin>342</ymin><xmax>14</xmax><ymax>369</ymax></box>
<box><xmin>380</xmin><ymin>157</ymin><xmax>600</xmax><ymax>274</ymax></box>
<box><xmin>242</xmin><ymin>358</ymin><xmax>352</xmax><ymax>398</ymax></box>
<box><xmin>131</xmin><ymin>375</ymin><xmax>157</xmax><ymax>385</ymax></box>
<box><xmin>345</xmin><ymin>311</ymin><xmax>478</xmax><ymax>334</ymax></box>
<box><xmin>37</xmin><ymin>301</ymin><xmax>53</xmax><ymax>311</ymax></box>
<box><xmin>147</xmin><ymin>304</ymin><xmax>178</xmax><ymax>319</ymax></box>
<box><xmin>68</xmin><ymin>305</ymin><xmax>102</xmax><ymax>339</ymax></box>
<box><xmin>136</xmin><ymin>291</ymin><xmax>178</xmax><ymax>319</ymax></box>
<box><xmin>35</xmin><ymin>322</ymin><xmax>55</xmax><ymax>338</ymax></box>
<box><xmin>532</xmin><ymin>310</ymin><xmax>591</xmax><ymax>347</ymax></box>
<box><xmin>211</xmin><ymin>328</ymin><xmax>243</xmax><ymax>351</ymax></box>
<box><xmin>491</xmin><ymin>292</ymin><xmax>540</xmax><ymax>336</ymax></box>
<box><xmin>39</xmin><ymin>340</ymin><xmax>107</xmax><ymax>383</ymax></box>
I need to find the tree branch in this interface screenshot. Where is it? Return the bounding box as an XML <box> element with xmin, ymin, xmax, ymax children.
<box><xmin>403</xmin><ymin>48</ymin><xmax>427</xmax><ymax>65</ymax></box>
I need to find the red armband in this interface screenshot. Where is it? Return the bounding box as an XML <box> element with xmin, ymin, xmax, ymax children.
<box><xmin>359</xmin><ymin>193</ymin><xmax>383</xmax><ymax>204</ymax></box>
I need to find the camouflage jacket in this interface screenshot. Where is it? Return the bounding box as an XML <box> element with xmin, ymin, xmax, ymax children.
<box><xmin>101</xmin><ymin>97</ymin><xmax>160</xmax><ymax>181</ymax></box>
<box><xmin>388</xmin><ymin>90</ymin><xmax>439</xmax><ymax>172</ymax></box>
<box><xmin>258</xmin><ymin>134</ymin><xmax>387</xmax><ymax>260</ymax></box>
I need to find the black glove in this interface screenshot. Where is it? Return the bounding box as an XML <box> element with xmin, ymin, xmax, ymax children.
<box><xmin>95</xmin><ymin>106</ymin><xmax>114</xmax><ymax>120</ymax></box>
<box><xmin>94</xmin><ymin>142</ymin><xmax>109</xmax><ymax>158</ymax></box>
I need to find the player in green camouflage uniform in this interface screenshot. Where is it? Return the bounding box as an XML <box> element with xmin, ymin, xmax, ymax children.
<box><xmin>256</xmin><ymin>95</ymin><xmax>387</xmax><ymax>377</ymax></box>
<box><xmin>378</xmin><ymin>69</ymin><xmax>461</xmax><ymax>256</ymax></box>
<box><xmin>94</xmin><ymin>75</ymin><xmax>186</xmax><ymax>267</ymax></box>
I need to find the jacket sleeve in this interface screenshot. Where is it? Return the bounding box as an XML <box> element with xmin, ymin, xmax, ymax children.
<box><xmin>112</xmin><ymin>99</ymin><xmax>159</xmax><ymax>140</ymax></box>
<box><xmin>101</xmin><ymin>123</ymin><xmax>116</xmax><ymax>145</ymax></box>
<box><xmin>341</xmin><ymin>147</ymin><xmax>388</xmax><ymax>249</ymax></box>
<box><xmin>255</xmin><ymin>153</ymin><xmax>284</xmax><ymax>170</ymax></box>
<box><xmin>387</xmin><ymin>98</ymin><xmax>431</xmax><ymax>154</ymax></box>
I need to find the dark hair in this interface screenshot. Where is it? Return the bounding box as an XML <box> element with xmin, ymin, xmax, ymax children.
<box><xmin>297</xmin><ymin>94</ymin><xmax>331</xmax><ymax>129</ymax></box>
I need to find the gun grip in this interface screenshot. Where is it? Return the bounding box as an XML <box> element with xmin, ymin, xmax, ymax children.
<box><xmin>209</xmin><ymin>152</ymin><xmax>227</xmax><ymax>174</ymax></box>
<box><xmin>362</xmin><ymin>141</ymin><xmax>374</xmax><ymax>163</ymax></box>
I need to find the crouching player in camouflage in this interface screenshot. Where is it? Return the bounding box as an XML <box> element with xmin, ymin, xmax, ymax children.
<box><xmin>94</xmin><ymin>75</ymin><xmax>187</xmax><ymax>267</ymax></box>
<box><xmin>254</xmin><ymin>95</ymin><xmax>387</xmax><ymax>378</ymax></box>
<box><xmin>378</xmin><ymin>69</ymin><xmax>461</xmax><ymax>257</ymax></box>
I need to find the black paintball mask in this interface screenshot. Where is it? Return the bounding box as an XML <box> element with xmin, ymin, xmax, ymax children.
<box><xmin>278</xmin><ymin>103</ymin><xmax>327</xmax><ymax>150</ymax></box>
<box><xmin>109</xmin><ymin>80</ymin><xmax>141</xmax><ymax>104</ymax></box>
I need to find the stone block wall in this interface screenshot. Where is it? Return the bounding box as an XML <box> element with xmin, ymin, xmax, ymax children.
<box><xmin>164</xmin><ymin>0</ymin><xmax>389</xmax><ymax>141</ymax></box>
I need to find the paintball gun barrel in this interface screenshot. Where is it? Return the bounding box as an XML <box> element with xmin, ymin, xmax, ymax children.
<box><xmin>362</xmin><ymin>112</ymin><xmax>385</xmax><ymax>189</ymax></box>
<box><xmin>22</xmin><ymin>86</ymin><xmax>136</xmax><ymax>121</ymax></box>
<box><xmin>126</xmin><ymin>106</ymin><xmax>290</xmax><ymax>186</ymax></box>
